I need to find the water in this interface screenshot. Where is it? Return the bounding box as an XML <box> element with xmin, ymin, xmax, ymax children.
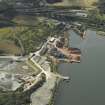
<box><xmin>55</xmin><ymin>30</ymin><xmax>105</xmax><ymax>105</ymax></box>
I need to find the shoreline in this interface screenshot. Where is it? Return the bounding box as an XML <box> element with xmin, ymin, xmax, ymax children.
<box><xmin>0</xmin><ymin>25</ymin><xmax>81</xmax><ymax>105</ymax></box>
<box><xmin>48</xmin><ymin>77</ymin><xmax>61</xmax><ymax>105</ymax></box>
<box><xmin>29</xmin><ymin>54</ymin><xmax>69</xmax><ymax>105</ymax></box>
<box><xmin>30</xmin><ymin>71</ymin><xmax>62</xmax><ymax>105</ymax></box>
<box><xmin>28</xmin><ymin>30</ymin><xmax>71</xmax><ymax>105</ymax></box>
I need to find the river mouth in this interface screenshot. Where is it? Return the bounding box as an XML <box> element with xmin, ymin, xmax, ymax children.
<box><xmin>55</xmin><ymin>30</ymin><xmax>105</xmax><ymax>105</ymax></box>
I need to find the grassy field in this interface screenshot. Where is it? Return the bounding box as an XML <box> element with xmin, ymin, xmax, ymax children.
<box><xmin>0</xmin><ymin>16</ymin><xmax>58</xmax><ymax>55</ymax></box>
<box><xmin>0</xmin><ymin>41</ymin><xmax>21</xmax><ymax>55</ymax></box>
<box><xmin>50</xmin><ymin>0</ymin><xmax>98</xmax><ymax>9</ymax></box>
<box><xmin>0</xmin><ymin>27</ymin><xmax>22</xmax><ymax>55</ymax></box>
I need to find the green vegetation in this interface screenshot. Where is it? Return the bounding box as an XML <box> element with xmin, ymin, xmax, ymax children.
<box><xmin>0</xmin><ymin>27</ymin><xmax>21</xmax><ymax>55</ymax></box>
<box><xmin>98</xmin><ymin>0</ymin><xmax>105</xmax><ymax>13</ymax></box>
<box><xmin>0</xmin><ymin>1</ymin><xmax>10</xmax><ymax>11</ymax></box>
<box><xmin>50</xmin><ymin>0</ymin><xmax>98</xmax><ymax>9</ymax></box>
<box><xmin>0</xmin><ymin>16</ymin><xmax>58</xmax><ymax>55</ymax></box>
<box><xmin>0</xmin><ymin>90</ymin><xmax>30</xmax><ymax>105</ymax></box>
<box><xmin>89</xmin><ymin>10</ymin><xmax>105</xmax><ymax>22</ymax></box>
<box><xmin>86</xmin><ymin>10</ymin><xmax>105</xmax><ymax>32</ymax></box>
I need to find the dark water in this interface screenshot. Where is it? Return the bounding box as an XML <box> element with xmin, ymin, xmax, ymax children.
<box><xmin>55</xmin><ymin>30</ymin><xmax>105</xmax><ymax>105</ymax></box>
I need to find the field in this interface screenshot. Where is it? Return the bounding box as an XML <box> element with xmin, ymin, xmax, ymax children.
<box><xmin>0</xmin><ymin>27</ymin><xmax>21</xmax><ymax>55</ymax></box>
<box><xmin>0</xmin><ymin>16</ymin><xmax>58</xmax><ymax>55</ymax></box>
<box><xmin>51</xmin><ymin>0</ymin><xmax>98</xmax><ymax>9</ymax></box>
<box><xmin>0</xmin><ymin>41</ymin><xmax>21</xmax><ymax>55</ymax></box>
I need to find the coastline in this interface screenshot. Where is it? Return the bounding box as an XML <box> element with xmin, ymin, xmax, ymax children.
<box><xmin>29</xmin><ymin>55</ymin><xmax>66</xmax><ymax>105</ymax></box>
<box><xmin>29</xmin><ymin>33</ymin><xmax>71</xmax><ymax>105</ymax></box>
<box><xmin>0</xmin><ymin>23</ymin><xmax>81</xmax><ymax>105</ymax></box>
<box><xmin>47</xmin><ymin>77</ymin><xmax>61</xmax><ymax>105</ymax></box>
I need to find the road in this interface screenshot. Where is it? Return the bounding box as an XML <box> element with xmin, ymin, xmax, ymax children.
<box><xmin>0</xmin><ymin>56</ymin><xmax>27</xmax><ymax>61</ymax></box>
<box><xmin>31</xmin><ymin>57</ymin><xmax>51</xmax><ymax>79</ymax></box>
<box><xmin>30</xmin><ymin>56</ymin><xmax>69</xmax><ymax>80</ymax></box>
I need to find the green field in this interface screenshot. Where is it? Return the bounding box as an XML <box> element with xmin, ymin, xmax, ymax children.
<box><xmin>0</xmin><ymin>16</ymin><xmax>58</xmax><ymax>55</ymax></box>
<box><xmin>50</xmin><ymin>0</ymin><xmax>98</xmax><ymax>9</ymax></box>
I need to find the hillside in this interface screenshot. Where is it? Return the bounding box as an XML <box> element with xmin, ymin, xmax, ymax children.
<box><xmin>51</xmin><ymin>0</ymin><xmax>98</xmax><ymax>8</ymax></box>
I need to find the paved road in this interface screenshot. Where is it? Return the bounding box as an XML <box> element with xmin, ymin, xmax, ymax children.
<box><xmin>31</xmin><ymin>57</ymin><xmax>69</xmax><ymax>80</ymax></box>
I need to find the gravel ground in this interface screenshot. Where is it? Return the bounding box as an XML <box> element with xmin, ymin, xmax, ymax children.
<box><xmin>31</xmin><ymin>74</ymin><xmax>60</xmax><ymax>105</ymax></box>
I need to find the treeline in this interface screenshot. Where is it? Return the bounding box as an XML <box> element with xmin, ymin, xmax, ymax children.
<box><xmin>98</xmin><ymin>0</ymin><xmax>105</xmax><ymax>14</ymax></box>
